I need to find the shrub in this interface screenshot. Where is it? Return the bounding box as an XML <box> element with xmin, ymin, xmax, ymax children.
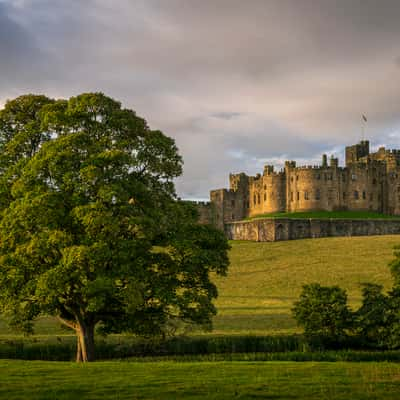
<box><xmin>292</xmin><ymin>283</ymin><xmax>353</xmax><ymax>348</ymax></box>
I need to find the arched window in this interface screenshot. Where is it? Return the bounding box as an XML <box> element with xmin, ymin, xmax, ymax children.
<box><xmin>354</xmin><ymin>191</ymin><xmax>359</xmax><ymax>200</ymax></box>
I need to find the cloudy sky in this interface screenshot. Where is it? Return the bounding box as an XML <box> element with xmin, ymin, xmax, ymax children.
<box><xmin>1</xmin><ymin>0</ymin><xmax>400</xmax><ymax>199</ymax></box>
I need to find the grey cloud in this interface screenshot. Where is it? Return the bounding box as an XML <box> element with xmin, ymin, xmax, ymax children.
<box><xmin>1</xmin><ymin>0</ymin><xmax>400</xmax><ymax>199</ymax></box>
<box><xmin>211</xmin><ymin>112</ymin><xmax>243</xmax><ymax>120</ymax></box>
<box><xmin>0</xmin><ymin>3</ymin><xmax>41</xmax><ymax>86</ymax></box>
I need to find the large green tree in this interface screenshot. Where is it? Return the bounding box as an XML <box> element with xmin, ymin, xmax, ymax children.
<box><xmin>0</xmin><ymin>93</ymin><xmax>229</xmax><ymax>362</ymax></box>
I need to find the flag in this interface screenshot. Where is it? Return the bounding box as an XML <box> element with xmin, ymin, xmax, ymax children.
<box><xmin>362</xmin><ymin>115</ymin><xmax>367</xmax><ymax>122</ymax></box>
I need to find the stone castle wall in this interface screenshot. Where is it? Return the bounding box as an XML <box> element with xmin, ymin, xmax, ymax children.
<box><xmin>226</xmin><ymin>218</ymin><xmax>400</xmax><ymax>241</ymax></box>
<box><xmin>201</xmin><ymin>140</ymin><xmax>400</xmax><ymax>232</ymax></box>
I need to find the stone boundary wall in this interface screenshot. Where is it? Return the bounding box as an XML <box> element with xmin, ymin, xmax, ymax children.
<box><xmin>225</xmin><ymin>218</ymin><xmax>400</xmax><ymax>242</ymax></box>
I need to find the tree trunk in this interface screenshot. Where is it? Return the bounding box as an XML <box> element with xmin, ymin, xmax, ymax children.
<box><xmin>76</xmin><ymin>335</ymin><xmax>82</xmax><ymax>362</ymax></box>
<box><xmin>76</xmin><ymin>321</ymin><xmax>95</xmax><ymax>362</ymax></box>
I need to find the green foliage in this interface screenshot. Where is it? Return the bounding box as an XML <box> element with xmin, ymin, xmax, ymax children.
<box><xmin>292</xmin><ymin>284</ymin><xmax>353</xmax><ymax>345</ymax></box>
<box><xmin>0</xmin><ymin>93</ymin><xmax>229</xmax><ymax>361</ymax></box>
<box><xmin>355</xmin><ymin>283</ymin><xmax>389</xmax><ymax>347</ymax></box>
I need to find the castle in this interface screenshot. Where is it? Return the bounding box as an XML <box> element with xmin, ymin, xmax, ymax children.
<box><xmin>198</xmin><ymin>140</ymin><xmax>400</xmax><ymax>230</ymax></box>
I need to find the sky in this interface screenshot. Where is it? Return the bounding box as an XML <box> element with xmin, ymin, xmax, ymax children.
<box><xmin>1</xmin><ymin>0</ymin><xmax>400</xmax><ymax>200</ymax></box>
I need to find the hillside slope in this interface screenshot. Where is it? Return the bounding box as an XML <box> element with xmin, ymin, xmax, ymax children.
<box><xmin>212</xmin><ymin>235</ymin><xmax>399</xmax><ymax>335</ymax></box>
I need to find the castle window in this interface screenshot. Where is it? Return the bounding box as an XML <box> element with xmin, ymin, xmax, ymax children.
<box><xmin>328</xmin><ymin>174</ymin><xmax>333</xmax><ymax>180</ymax></box>
<box><xmin>316</xmin><ymin>174</ymin><xmax>321</xmax><ymax>180</ymax></box>
<box><xmin>264</xmin><ymin>185</ymin><xmax>267</xmax><ymax>190</ymax></box>
<box><xmin>304</xmin><ymin>191</ymin><xmax>309</xmax><ymax>200</ymax></box>
<box><xmin>264</xmin><ymin>193</ymin><xmax>267</xmax><ymax>202</ymax></box>
<box><xmin>231</xmin><ymin>213</ymin><xmax>235</xmax><ymax>220</ymax></box>
<box><xmin>290</xmin><ymin>177</ymin><xmax>294</xmax><ymax>182</ymax></box>
<box><xmin>257</xmin><ymin>193</ymin><xmax>261</xmax><ymax>204</ymax></box>
<box><xmin>231</xmin><ymin>200</ymin><xmax>235</xmax><ymax>207</ymax></box>
<box><xmin>343</xmin><ymin>192</ymin><xmax>346</xmax><ymax>200</ymax></box>
<box><xmin>290</xmin><ymin>192</ymin><xmax>294</xmax><ymax>201</ymax></box>
<box><xmin>297</xmin><ymin>192</ymin><xmax>300</xmax><ymax>201</ymax></box>
<box><xmin>315</xmin><ymin>189</ymin><xmax>321</xmax><ymax>200</ymax></box>
<box><xmin>373</xmin><ymin>178</ymin><xmax>377</xmax><ymax>185</ymax></box>
<box><xmin>362</xmin><ymin>191</ymin><xmax>366</xmax><ymax>200</ymax></box>
<box><xmin>397</xmin><ymin>186</ymin><xmax>400</xmax><ymax>192</ymax></box>
<box><xmin>253</xmin><ymin>195</ymin><xmax>257</xmax><ymax>205</ymax></box>
<box><xmin>354</xmin><ymin>191</ymin><xmax>359</xmax><ymax>200</ymax></box>
<box><xmin>352</xmin><ymin>174</ymin><xmax>357</xmax><ymax>181</ymax></box>
<box><xmin>296</xmin><ymin>175</ymin><xmax>299</xmax><ymax>181</ymax></box>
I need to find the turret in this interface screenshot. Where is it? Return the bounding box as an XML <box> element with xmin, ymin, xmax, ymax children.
<box><xmin>322</xmin><ymin>154</ymin><xmax>328</xmax><ymax>167</ymax></box>
<box><xmin>263</xmin><ymin>165</ymin><xmax>274</xmax><ymax>175</ymax></box>
<box><xmin>345</xmin><ymin>140</ymin><xmax>370</xmax><ymax>166</ymax></box>
<box><xmin>330</xmin><ymin>156</ymin><xmax>338</xmax><ymax>168</ymax></box>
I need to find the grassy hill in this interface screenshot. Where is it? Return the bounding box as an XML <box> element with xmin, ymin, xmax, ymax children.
<box><xmin>211</xmin><ymin>235</ymin><xmax>399</xmax><ymax>335</ymax></box>
<box><xmin>0</xmin><ymin>235</ymin><xmax>399</xmax><ymax>339</ymax></box>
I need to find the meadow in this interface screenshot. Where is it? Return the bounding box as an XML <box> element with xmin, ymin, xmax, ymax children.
<box><xmin>1</xmin><ymin>360</ymin><xmax>400</xmax><ymax>399</ymax></box>
<box><xmin>1</xmin><ymin>235</ymin><xmax>400</xmax><ymax>398</ymax></box>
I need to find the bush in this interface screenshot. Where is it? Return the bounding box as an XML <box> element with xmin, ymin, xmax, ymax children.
<box><xmin>292</xmin><ymin>283</ymin><xmax>353</xmax><ymax>348</ymax></box>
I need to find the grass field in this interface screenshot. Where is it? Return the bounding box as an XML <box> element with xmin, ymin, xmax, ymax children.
<box><xmin>212</xmin><ymin>235</ymin><xmax>398</xmax><ymax>335</ymax></box>
<box><xmin>245</xmin><ymin>210</ymin><xmax>400</xmax><ymax>220</ymax></box>
<box><xmin>0</xmin><ymin>235</ymin><xmax>398</xmax><ymax>340</ymax></box>
<box><xmin>1</xmin><ymin>360</ymin><xmax>400</xmax><ymax>399</ymax></box>
<box><xmin>1</xmin><ymin>236</ymin><xmax>400</xmax><ymax>398</ymax></box>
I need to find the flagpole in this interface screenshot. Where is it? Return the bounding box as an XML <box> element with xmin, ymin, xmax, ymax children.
<box><xmin>362</xmin><ymin>121</ymin><xmax>364</xmax><ymax>141</ymax></box>
<box><xmin>361</xmin><ymin>115</ymin><xmax>367</xmax><ymax>141</ymax></box>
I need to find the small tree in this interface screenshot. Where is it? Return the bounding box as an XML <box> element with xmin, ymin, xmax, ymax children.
<box><xmin>292</xmin><ymin>283</ymin><xmax>353</xmax><ymax>346</ymax></box>
<box><xmin>382</xmin><ymin>287</ymin><xmax>400</xmax><ymax>349</ymax></box>
<box><xmin>355</xmin><ymin>283</ymin><xmax>389</xmax><ymax>348</ymax></box>
<box><xmin>0</xmin><ymin>93</ymin><xmax>230</xmax><ymax>362</ymax></box>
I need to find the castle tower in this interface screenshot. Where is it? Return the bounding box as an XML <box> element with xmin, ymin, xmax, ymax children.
<box><xmin>345</xmin><ymin>140</ymin><xmax>370</xmax><ymax>166</ymax></box>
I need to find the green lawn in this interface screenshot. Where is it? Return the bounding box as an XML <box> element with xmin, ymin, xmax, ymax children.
<box><xmin>1</xmin><ymin>360</ymin><xmax>400</xmax><ymax>399</ymax></box>
<box><xmin>246</xmin><ymin>210</ymin><xmax>400</xmax><ymax>220</ymax></box>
